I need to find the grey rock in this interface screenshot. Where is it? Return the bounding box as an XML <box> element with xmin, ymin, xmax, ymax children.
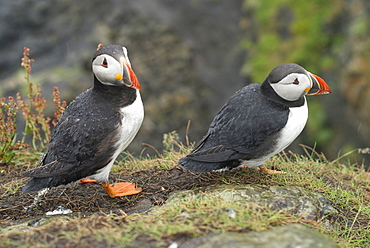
<box><xmin>179</xmin><ymin>223</ymin><xmax>339</xmax><ymax>248</ymax></box>
<box><xmin>168</xmin><ymin>184</ymin><xmax>338</xmax><ymax>226</ymax></box>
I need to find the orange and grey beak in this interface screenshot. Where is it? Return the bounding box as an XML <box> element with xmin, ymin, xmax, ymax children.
<box><xmin>116</xmin><ymin>63</ymin><xmax>141</xmax><ymax>90</ymax></box>
<box><xmin>307</xmin><ymin>74</ymin><xmax>331</xmax><ymax>95</ymax></box>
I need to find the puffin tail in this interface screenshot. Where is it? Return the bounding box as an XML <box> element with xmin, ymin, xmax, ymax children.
<box><xmin>22</xmin><ymin>177</ymin><xmax>53</xmax><ymax>193</ymax></box>
<box><xmin>179</xmin><ymin>156</ymin><xmax>239</xmax><ymax>172</ymax></box>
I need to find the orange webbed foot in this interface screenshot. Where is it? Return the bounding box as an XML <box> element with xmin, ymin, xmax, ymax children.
<box><xmin>101</xmin><ymin>182</ymin><xmax>142</xmax><ymax>198</ymax></box>
<box><xmin>258</xmin><ymin>166</ymin><xmax>286</xmax><ymax>174</ymax></box>
<box><xmin>80</xmin><ymin>178</ymin><xmax>99</xmax><ymax>184</ymax></box>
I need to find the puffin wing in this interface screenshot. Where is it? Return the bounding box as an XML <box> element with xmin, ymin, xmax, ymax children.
<box><xmin>187</xmin><ymin>84</ymin><xmax>289</xmax><ymax>162</ymax></box>
<box><xmin>186</xmin><ymin>131</ymin><xmax>241</xmax><ymax>162</ymax></box>
<box><xmin>23</xmin><ymin>90</ymin><xmax>119</xmax><ymax>179</ymax></box>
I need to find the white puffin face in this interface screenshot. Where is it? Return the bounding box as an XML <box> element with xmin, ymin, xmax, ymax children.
<box><xmin>270</xmin><ymin>72</ymin><xmax>312</xmax><ymax>101</ymax></box>
<box><xmin>92</xmin><ymin>46</ymin><xmax>140</xmax><ymax>89</ymax></box>
<box><xmin>92</xmin><ymin>54</ymin><xmax>123</xmax><ymax>86</ymax></box>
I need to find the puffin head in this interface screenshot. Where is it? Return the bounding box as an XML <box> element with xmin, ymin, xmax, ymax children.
<box><xmin>265</xmin><ymin>63</ymin><xmax>330</xmax><ymax>101</ymax></box>
<box><xmin>92</xmin><ymin>44</ymin><xmax>140</xmax><ymax>90</ymax></box>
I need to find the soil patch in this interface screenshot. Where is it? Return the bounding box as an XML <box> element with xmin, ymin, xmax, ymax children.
<box><xmin>0</xmin><ymin>162</ymin><xmax>266</xmax><ymax>227</ymax></box>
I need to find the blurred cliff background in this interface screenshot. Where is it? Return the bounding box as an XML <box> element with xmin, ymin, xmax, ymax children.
<box><xmin>0</xmin><ymin>0</ymin><xmax>369</xmax><ymax>167</ymax></box>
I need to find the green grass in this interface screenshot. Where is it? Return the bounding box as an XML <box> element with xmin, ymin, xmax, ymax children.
<box><xmin>1</xmin><ymin>147</ymin><xmax>369</xmax><ymax>248</ymax></box>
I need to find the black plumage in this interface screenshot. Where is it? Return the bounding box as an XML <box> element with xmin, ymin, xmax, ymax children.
<box><xmin>22</xmin><ymin>45</ymin><xmax>143</xmax><ymax>195</ymax></box>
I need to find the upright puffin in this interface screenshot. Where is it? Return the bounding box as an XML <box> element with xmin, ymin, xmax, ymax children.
<box><xmin>179</xmin><ymin>63</ymin><xmax>331</xmax><ymax>172</ymax></box>
<box><xmin>22</xmin><ymin>44</ymin><xmax>144</xmax><ymax>197</ymax></box>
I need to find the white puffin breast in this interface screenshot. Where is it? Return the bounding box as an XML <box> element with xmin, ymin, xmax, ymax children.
<box><xmin>275</xmin><ymin>98</ymin><xmax>308</xmax><ymax>152</ymax></box>
<box><xmin>116</xmin><ymin>90</ymin><xmax>144</xmax><ymax>151</ymax></box>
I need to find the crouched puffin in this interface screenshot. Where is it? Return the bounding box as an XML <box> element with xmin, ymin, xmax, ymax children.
<box><xmin>179</xmin><ymin>63</ymin><xmax>331</xmax><ymax>172</ymax></box>
<box><xmin>22</xmin><ymin>44</ymin><xmax>144</xmax><ymax>197</ymax></box>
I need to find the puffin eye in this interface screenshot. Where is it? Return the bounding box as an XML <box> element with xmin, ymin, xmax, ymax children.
<box><xmin>293</xmin><ymin>78</ymin><xmax>299</xmax><ymax>85</ymax></box>
<box><xmin>101</xmin><ymin>58</ymin><xmax>108</xmax><ymax>68</ymax></box>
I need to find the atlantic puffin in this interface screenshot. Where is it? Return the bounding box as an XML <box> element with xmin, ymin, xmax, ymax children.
<box><xmin>179</xmin><ymin>63</ymin><xmax>331</xmax><ymax>172</ymax></box>
<box><xmin>22</xmin><ymin>44</ymin><xmax>144</xmax><ymax>197</ymax></box>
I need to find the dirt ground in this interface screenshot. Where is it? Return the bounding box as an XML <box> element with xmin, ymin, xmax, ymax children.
<box><xmin>0</xmin><ymin>161</ymin><xmax>266</xmax><ymax>228</ymax></box>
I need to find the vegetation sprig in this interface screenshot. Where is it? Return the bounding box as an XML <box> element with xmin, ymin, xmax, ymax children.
<box><xmin>0</xmin><ymin>47</ymin><xmax>66</xmax><ymax>163</ymax></box>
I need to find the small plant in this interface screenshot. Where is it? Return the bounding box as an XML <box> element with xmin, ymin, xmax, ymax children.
<box><xmin>52</xmin><ymin>86</ymin><xmax>66</xmax><ymax>127</ymax></box>
<box><xmin>163</xmin><ymin>131</ymin><xmax>181</xmax><ymax>151</ymax></box>
<box><xmin>18</xmin><ymin>47</ymin><xmax>51</xmax><ymax>149</ymax></box>
<box><xmin>0</xmin><ymin>96</ymin><xmax>28</xmax><ymax>163</ymax></box>
<box><xmin>0</xmin><ymin>47</ymin><xmax>66</xmax><ymax>164</ymax></box>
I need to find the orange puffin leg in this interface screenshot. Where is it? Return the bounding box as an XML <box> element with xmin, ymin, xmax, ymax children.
<box><xmin>80</xmin><ymin>178</ymin><xmax>99</xmax><ymax>183</ymax></box>
<box><xmin>101</xmin><ymin>182</ymin><xmax>142</xmax><ymax>198</ymax></box>
<box><xmin>258</xmin><ymin>166</ymin><xmax>286</xmax><ymax>174</ymax></box>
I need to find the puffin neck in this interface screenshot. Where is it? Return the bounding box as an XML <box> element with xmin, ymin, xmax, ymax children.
<box><xmin>93</xmin><ymin>76</ymin><xmax>137</xmax><ymax>106</ymax></box>
<box><xmin>260</xmin><ymin>80</ymin><xmax>305</xmax><ymax>108</ymax></box>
